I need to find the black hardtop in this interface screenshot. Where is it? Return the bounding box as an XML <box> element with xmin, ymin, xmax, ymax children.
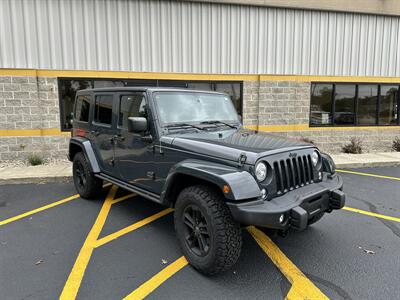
<box><xmin>76</xmin><ymin>86</ymin><xmax>228</xmax><ymax>96</ymax></box>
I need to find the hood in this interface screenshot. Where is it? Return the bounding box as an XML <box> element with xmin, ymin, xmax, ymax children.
<box><xmin>161</xmin><ymin>128</ymin><xmax>313</xmax><ymax>165</ymax></box>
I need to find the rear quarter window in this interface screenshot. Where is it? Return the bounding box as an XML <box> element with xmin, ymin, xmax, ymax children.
<box><xmin>75</xmin><ymin>95</ymin><xmax>90</xmax><ymax>122</ymax></box>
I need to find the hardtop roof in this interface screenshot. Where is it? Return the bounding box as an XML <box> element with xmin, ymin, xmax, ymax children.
<box><xmin>76</xmin><ymin>86</ymin><xmax>227</xmax><ymax>95</ymax></box>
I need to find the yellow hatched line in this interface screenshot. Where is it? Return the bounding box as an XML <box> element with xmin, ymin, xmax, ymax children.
<box><xmin>337</xmin><ymin>169</ymin><xmax>400</xmax><ymax>181</ymax></box>
<box><xmin>123</xmin><ymin>256</ymin><xmax>188</xmax><ymax>300</ymax></box>
<box><xmin>247</xmin><ymin>226</ymin><xmax>328</xmax><ymax>300</ymax></box>
<box><xmin>343</xmin><ymin>206</ymin><xmax>400</xmax><ymax>223</ymax></box>
<box><xmin>0</xmin><ymin>183</ymin><xmax>112</xmax><ymax>227</ymax></box>
<box><xmin>0</xmin><ymin>194</ymin><xmax>80</xmax><ymax>226</ymax></box>
<box><xmin>60</xmin><ymin>186</ymin><xmax>118</xmax><ymax>300</ymax></box>
<box><xmin>94</xmin><ymin>208</ymin><xmax>174</xmax><ymax>248</ymax></box>
<box><xmin>111</xmin><ymin>193</ymin><xmax>136</xmax><ymax>205</ymax></box>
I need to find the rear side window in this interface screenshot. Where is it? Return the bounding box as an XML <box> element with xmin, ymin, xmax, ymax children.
<box><xmin>118</xmin><ymin>93</ymin><xmax>147</xmax><ymax>128</ymax></box>
<box><xmin>94</xmin><ymin>95</ymin><xmax>113</xmax><ymax>125</ymax></box>
<box><xmin>75</xmin><ymin>95</ymin><xmax>90</xmax><ymax>122</ymax></box>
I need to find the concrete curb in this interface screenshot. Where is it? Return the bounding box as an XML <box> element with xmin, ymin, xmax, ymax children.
<box><xmin>0</xmin><ymin>176</ymin><xmax>72</xmax><ymax>185</ymax></box>
<box><xmin>335</xmin><ymin>161</ymin><xmax>400</xmax><ymax>169</ymax></box>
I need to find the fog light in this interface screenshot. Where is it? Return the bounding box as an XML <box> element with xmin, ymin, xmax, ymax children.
<box><xmin>279</xmin><ymin>214</ymin><xmax>285</xmax><ymax>223</ymax></box>
<box><xmin>260</xmin><ymin>188</ymin><xmax>267</xmax><ymax>199</ymax></box>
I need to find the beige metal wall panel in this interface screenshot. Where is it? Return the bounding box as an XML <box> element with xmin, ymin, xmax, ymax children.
<box><xmin>1</xmin><ymin>0</ymin><xmax>399</xmax><ymax>77</ymax></box>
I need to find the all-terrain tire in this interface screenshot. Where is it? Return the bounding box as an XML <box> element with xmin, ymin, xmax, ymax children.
<box><xmin>308</xmin><ymin>211</ymin><xmax>325</xmax><ymax>225</ymax></box>
<box><xmin>72</xmin><ymin>152</ymin><xmax>103</xmax><ymax>199</ymax></box>
<box><xmin>174</xmin><ymin>185</ymin><xmax>242</xmax><ymax>275</ymax></box>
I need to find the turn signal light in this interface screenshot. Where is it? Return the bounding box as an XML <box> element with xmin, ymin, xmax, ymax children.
<box><xmin>223</xmin><ymin>185</ymin><xmax>230</xmax><ymax>194</ymax></box>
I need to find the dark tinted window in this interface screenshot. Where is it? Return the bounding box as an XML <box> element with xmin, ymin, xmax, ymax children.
<box><xmin>94</xmin><ymin>95</ymin><xmax>113</xmax><ymax>125</ymax></box>
<box><xmin>74</xmin><ymin>95</ymin><xmax>90</xmax><ymax>122</ymax></box>
<box><xmin>357</xmin><ymin>85</ymin><xmax>378</xmax><ymax>125</ymax></box>
<box><xmin>310</xmin><ymin>84</ymin><xmax>333</xmax><ymax>125</ymax></box>
<box><xmin>380</xmin><ymin>86</ymin><xmax>398</xmax><ymax>125</ymax></box>
<box><xmin>118</xmin><ymin>94</ymin><xmax>147</xmax><ymax>128</ymax></box>
<box><xmin>334</xmin><ymin>85</ymin><xmax>356</xmax><ymax>125</ymax></box>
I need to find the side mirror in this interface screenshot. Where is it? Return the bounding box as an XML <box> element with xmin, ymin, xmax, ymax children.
<box><xmin>128</xmin><ymin>117</ymin><xmax>147</xmax><ymax>133</ymax></box>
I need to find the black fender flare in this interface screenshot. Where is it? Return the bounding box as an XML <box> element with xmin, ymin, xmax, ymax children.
<box><xmin>69</xmin><ymin>137</ymin><xmax>100</xmax><ymax>173</ymax></box>
<box><xmin>160</xmin><ymin>159</ymin><xmax>261</xmax><ymax>204</ymax></box>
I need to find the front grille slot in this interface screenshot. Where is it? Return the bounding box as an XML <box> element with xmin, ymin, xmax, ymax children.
<box><xmin>274</xmin><ymin>154</ymin><xmax>314</xmax><ymax>194</ymax></box>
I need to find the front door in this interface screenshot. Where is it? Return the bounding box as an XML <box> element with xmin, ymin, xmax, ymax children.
<box><xmin>114</xmin><ymin>92</ymin><xmax>158</xmax><ymax>191</ymax></box>
<box><xmin>90</xmin><ymin>93</ymin><xmax>116</xmax><ymax>174</ymax></box>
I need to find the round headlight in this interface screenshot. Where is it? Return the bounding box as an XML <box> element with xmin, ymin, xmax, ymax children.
<box><xmin>255</xmin><ymin>162</ymin><xmax>267</xmax><ymax>182</ymax></box>
<box><xmin>311</xmin><ymin>151</ymin><xmax>320</xmax><ymax>167</ymax></box>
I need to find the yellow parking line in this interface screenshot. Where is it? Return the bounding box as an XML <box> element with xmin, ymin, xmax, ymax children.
<box><xmin>94</xmin><ymin>208</ymin><xmax>174</xmax><ymax>248</ymax></box>
<box><xmin>337</xmin><ymin>169</ymin><xmax>400</xmax><ymax>181</ymax></box>
<box><xmin>123</xmin><ymin>256</ymin><xmax>188</xmax><ymax>300</ymax></box>
<box><xmin>60</xmin><ymin>186</ymin><xmax>118</xmax><ymax>300</ymax></box>
<box><xmin>111</xmin><ymin>193</ymin><xmax>136</xmax><ymax>205</ymax></box>
<box><xmin>343</xmin><ymin>206</ymin><xmax>400</xmax><ymax>223</ymax></box>
<box><xmin>247</xmin><ymin>226</ymin><xmax>328</xmax><ymax>300</ymax></box>
<box><xmin>0</xmin><ymin>194</ymin><xmax>80</xmax><ymax>226</ymax></box>
<box><xmin>0</xmin><ymin>183</ymin><xmax>112</xmax><ymax>227</ymax></box>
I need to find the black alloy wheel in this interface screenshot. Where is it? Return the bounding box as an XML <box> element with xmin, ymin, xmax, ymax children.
<box><xmin>182</xmin><ymin>205</ymin><xmax>211</xmax><ymax>257</ymax></box>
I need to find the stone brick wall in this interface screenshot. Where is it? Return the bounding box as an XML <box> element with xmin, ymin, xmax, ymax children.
<box><xmin>242</xmin><ymin>80</ymin><xmax>400</xmax><ymax>154</ymax></box>
<box><xmin>0</xmin><ymin>76</ymin><xmax>69</xmax><ymax>161</ymax></box>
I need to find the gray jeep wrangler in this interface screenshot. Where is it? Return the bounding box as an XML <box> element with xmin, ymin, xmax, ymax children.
<box><xmin>69</xmin><ymin>87</ymin><xmax>345</xmax><ymax>275</ymax></box>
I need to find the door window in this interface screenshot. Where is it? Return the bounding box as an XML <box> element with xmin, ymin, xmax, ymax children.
<box><xmin>118</xmin><ymin>94</ymin><xmax>147</xmax><ymax>128</ymax></box>
<box><xmin>94</xmin><ymin>95</ymin><xmax>113</xmax><ymax>125</ymax></box>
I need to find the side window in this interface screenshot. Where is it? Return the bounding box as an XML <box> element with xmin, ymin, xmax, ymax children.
<box><xmin>118</xmin><ymin>93</ymin><xmax>147</xmax><ymax>128</ymax></box>
<box><xmin>94</xmin><ymin>95</ymin><xmax>113</xmax><ymax>125</ymax></box>
<box><xmin>74</xmin><ymin>95</ymin><xmax>90</xmax><ymax>122</ymax></box>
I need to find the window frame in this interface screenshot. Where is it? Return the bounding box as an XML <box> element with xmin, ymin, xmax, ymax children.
<box><xmin>310</xmin><ymin>82</ymin><xmax>400</xmax><ymax>127</ymax></box>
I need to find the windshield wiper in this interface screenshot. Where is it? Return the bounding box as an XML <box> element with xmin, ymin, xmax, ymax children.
<box><xmin>200</xmin><ymin>120</ymin><xmax>238</xmax><ymax>129</ymax></box>
<box><xmin>164</xmin><ymin>123</ymin><xmax>204</xmax><ymax>130</ymax></box>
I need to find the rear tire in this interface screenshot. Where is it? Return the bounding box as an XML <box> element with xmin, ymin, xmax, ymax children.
<box><xmin>72</xmin><ymin>152</ymin><xmax>103</xmax><ymax>199</ymax></box>
<box><xmin>308</xmin><ymin>211</ymin><xmax>325</xmax><ymax>225</ymax></box>
<box><xmin>174</xmin><ymin>185</ymin><xmax>242</xmax><ymax>275</ymax></box>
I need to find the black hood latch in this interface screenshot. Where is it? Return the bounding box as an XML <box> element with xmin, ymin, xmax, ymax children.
<box><xmin>238</xmin><ymin>153</ymin><xmax>247</xmax><ymax>167</ymax></box>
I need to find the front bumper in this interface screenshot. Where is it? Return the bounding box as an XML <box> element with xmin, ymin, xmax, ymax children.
<box><xmin>227</xmin><ymin>174</ymin><xmax>345</xmax><ymax>231</ymax></box>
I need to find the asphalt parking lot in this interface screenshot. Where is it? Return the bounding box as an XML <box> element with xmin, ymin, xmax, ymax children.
<box><xmin>1</xmin><ymin>167</ymin><xmax>399</xmax><ymax>300</ymax></box>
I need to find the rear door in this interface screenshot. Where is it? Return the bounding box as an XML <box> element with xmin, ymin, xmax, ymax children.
<box><xmin>89</xmin><ymin>93</ymin><xmax>117</xmax><ymax>174</ymax></box>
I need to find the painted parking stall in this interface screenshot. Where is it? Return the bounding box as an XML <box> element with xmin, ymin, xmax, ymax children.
<box><xmin>1</xmin><ymin>166</ymin><xmax>399</xmax><ymax>299</ymax></box>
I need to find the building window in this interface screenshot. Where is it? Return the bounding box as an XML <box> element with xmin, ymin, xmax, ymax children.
<box><xmin>94</xmin><ymin>95</ymin><xmax>113</xmax><ymax>125</ymax></box>
<box><xmin>310</xmin><ymin>83</ymin><xmax>400</xmax><ymax>126</ymax></box>
<box><xmin>58</xmin><ymin>78</ymin><xmax>243</xmax><ymax>131</ymax></box>
<box><xmin>310</xmin><ymin>84</ymin><xmax>333</xmax><ymax>125</ymax></box>
<box><xmin>357</xmin><ymin>85</ymin><xmax>378</xmax><ymax>125</ymax></box>
<box><xmin>380</xmin><ymin>85</ymin><xmax>399</xmax><ymax>125</ymax></box>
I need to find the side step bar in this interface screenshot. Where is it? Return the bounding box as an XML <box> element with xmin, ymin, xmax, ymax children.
<box><xmin>95</xmin><ymin>173</ymin><xmax>161</xmax><ymax>204</ymax></box>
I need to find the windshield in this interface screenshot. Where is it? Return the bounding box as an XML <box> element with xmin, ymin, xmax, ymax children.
<box><xmin>153</xmin><ymin>92</ymin><xmax>239</xmax><ymax>126</ymax></box>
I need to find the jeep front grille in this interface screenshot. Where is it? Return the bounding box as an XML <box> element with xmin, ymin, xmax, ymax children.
<box><xmin>273</xmin><ymin>155</ymin><xmax>314</xmax><ymax>194</ymax></box>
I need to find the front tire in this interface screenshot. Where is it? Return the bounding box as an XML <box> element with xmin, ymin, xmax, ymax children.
<box><xmin>174</xmin><ymin>185</ymin><xmax>242</xmax><ymax>275</ymax></box>
<box><xmin>72</xmin><ymin>152</ymin><xmax>103</xmax><ymax>199</ymax></box>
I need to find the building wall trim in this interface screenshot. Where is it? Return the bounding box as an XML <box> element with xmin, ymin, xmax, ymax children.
<box><xmin>0</xmin><ymin>125</ymin><xmax>398</xmax><ymax>138</ymax></box>
<box><xmin>2</xmin><ymin>69</ymin><xmax>400</xmax><ymax>84</ymax></box>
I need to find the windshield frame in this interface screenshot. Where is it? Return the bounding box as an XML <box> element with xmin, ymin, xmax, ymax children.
<box><xmin>151</xmin><ymin>90</ymin><xmax>240</xmax><ymax>128</ymax></box>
